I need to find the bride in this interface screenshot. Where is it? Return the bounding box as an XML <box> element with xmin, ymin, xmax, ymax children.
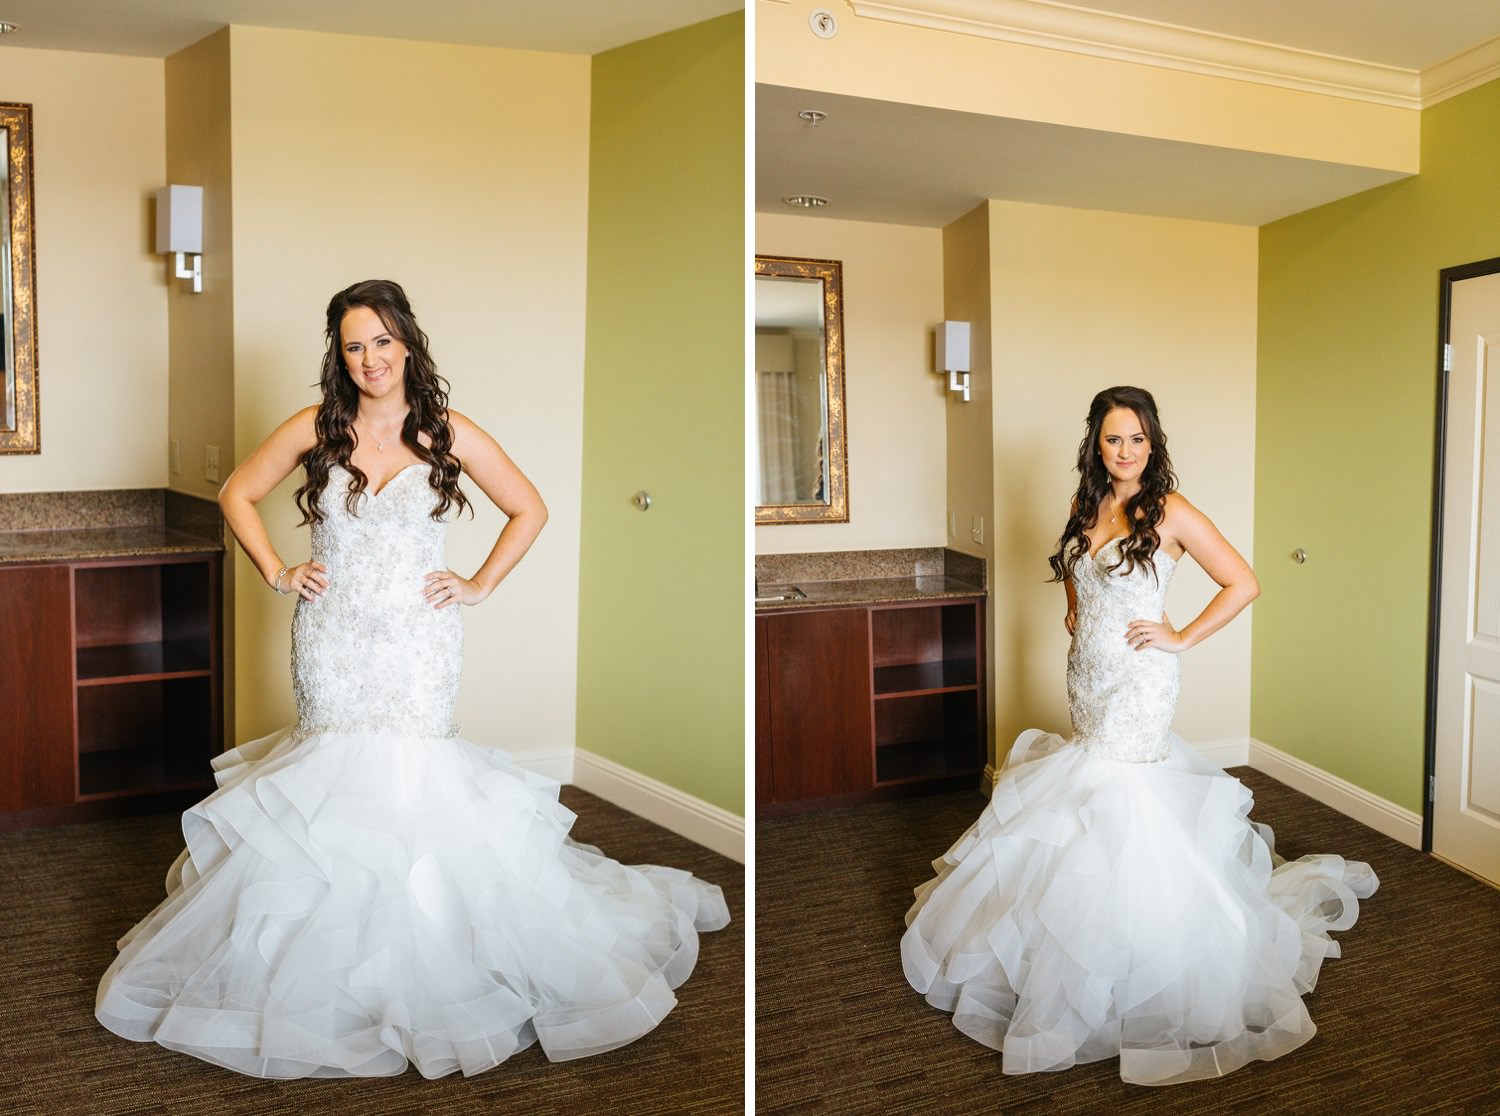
<box><xmin>95</xmin><ymin>279</ymin><xmax>729</xmax><ymax>1079</ymax></box>
<box><xmin>900</xmin><ymin>385</ymin><xmax>1376</xmax><ymax>1087</ymax></box>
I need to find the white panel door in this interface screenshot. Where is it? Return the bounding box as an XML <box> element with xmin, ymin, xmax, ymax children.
<box><xmin>1435</xmin><ymin>270</ymin><xmax>1500</xmax><ymax>885</ymax></box>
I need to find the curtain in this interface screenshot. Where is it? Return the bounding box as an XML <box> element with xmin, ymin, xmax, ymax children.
<box><xmin>758</xmin><ymin>369</ymin><xmax>798</xmax><ymax>504</ymax></box>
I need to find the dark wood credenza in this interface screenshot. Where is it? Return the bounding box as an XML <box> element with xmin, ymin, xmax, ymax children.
<box><xmin>0</xmin><ymin>551</ymin><xmax>223</xmax><ymax>829</ymax></box>
<box><xmin>756</xmin><ymin>595</ymin><xmax>987</xmax><ymax>814</ymax></box>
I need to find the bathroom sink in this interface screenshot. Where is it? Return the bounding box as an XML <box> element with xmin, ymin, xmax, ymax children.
<box><xmin>755</xmin><ymin>585</ymin><xmax>807</xmax><ymax>603</ymax></box>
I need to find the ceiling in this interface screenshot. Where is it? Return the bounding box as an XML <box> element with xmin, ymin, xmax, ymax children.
<box><xmin>759</xmin><ymin>0</ymin><xmax>1500</xmax><ymax>228</ymax></box>
<box><xmin>0</xmin><ymin>0</ymin><xmax>743</xmax><ymax>57</ymax></box>
<box><xmin>1027</xmin><ymin>0</ymin><xmax>1500</xmax><ymax>71</ymax></box>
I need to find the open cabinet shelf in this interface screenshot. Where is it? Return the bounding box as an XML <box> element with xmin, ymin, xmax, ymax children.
<box><xmin>757</xmin><ymin>594</ymin><xmax>986</xmax><ymax>812</ymax></box>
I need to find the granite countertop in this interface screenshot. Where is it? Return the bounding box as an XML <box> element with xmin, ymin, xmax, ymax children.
<box><xmin>754</xmin><ymin>547</ymin><xmax>987</xmax><ymax>611</ymax></box>
<box><xmin>0</xmin><ymin>488</ymin><xmax>225</xmax><ymax>564</ymax></box>
<box><xmin>755</xmin><ymin>573</ymin><xmax>985</xmax><ymax>610</ymax></box>
<box><xmin>0</xmin><ymin>524</ymin><xmax>224</xmax><ymax>564</ymax></box>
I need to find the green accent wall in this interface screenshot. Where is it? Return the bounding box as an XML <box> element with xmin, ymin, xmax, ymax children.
<box><xmin>1254</xmin><ymin>77</ymin><xmax>1500</xmax><ymax>813</ymax></box>
<box><xmin>575</xmin><ymin>14</ymin><xmax>745</xmax><ymax>815</ymax></box>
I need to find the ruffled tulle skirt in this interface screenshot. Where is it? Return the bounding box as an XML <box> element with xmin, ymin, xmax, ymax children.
<box><xmin>900</xmin><ymin>730</ymin><xmax>1376</xmax><ymax>1086</ymax></box>
<box><xmin>95</xmin><ymin>725</ymin><xmax>730</xmax><ymax>1079</ymax></box>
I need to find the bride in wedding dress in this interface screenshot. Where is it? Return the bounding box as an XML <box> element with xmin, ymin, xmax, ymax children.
<box><xmin>95</xmin><ymin>279</ymin><xmax>729</xmax><ymax>1079</ymax></box>
<box><xmin>901</xmin><ymin>386</ymin><xmax>1376</xmax><ymax>1087</ymax></box>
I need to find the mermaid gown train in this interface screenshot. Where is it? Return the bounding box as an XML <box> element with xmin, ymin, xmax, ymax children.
<box><xmin>900</xmin><ymin>538</ymin><xmax>1376</xmax><ymax>1086</ymax></box>
<box><xmin>95</xmin><ymin>465</ymin><xmax>729</xmax><ymax>1078</ymax></box>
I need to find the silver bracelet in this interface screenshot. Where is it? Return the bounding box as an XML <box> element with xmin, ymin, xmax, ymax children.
<box><xmin>273</xmin><ymin>566</ymin><xmax>290</xmax><ymax>594</ymax></box>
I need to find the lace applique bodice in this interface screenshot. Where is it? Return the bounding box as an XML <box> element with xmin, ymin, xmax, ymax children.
<box><xmin>1066</xmin><ymin>536</ymin><xmax>1179</xmax><ymax>762</ymax></box>
<box><xmin>290</xmin><ymin>463</ymin><xmax>461</xmax><ymax>738</ymax></box>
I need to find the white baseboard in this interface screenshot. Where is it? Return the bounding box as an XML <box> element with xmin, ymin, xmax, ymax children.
<box><xmin>572</xmin><ymin>748</ymin><xmax>745</xmax><ymax>864</ymax></box>
<box><xmin>505</xmin><ymin>747</ymin><xmax>576</xmax><ymax>784</ymax></box>
<box><xmin>1248</xmin><ymin>737</ymin><xmax>1423</xmax><ymax>850</ymax></box>
<box><xmin>1191</xmin><ymin>736</ymin><xmax>1251</xmax><ymax>768</ymax></box>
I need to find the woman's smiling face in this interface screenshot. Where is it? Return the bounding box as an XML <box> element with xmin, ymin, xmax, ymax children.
<box><xmin>1098</xmin><ymin>405</ymin><xmax>1151</xmax><ymax>483</ymax></box>
<box><xmin>340</xmin><ymin>305</ymin><xmax>409</xmax><ymax>400</ymax></box>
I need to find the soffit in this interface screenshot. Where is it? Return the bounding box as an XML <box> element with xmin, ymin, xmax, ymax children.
<box><xmin>757</xmin><ymin>85</ymin><xmax>1408</xmax><ymax>228</ymax></box>
<box><xmin>760</xmin><ymin>1</ymin><xmax>1500</xmax><ymax>228</ymax></box>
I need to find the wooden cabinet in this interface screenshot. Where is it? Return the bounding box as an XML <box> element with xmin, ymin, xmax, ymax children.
<box><xmin>0</xmin><ymin>552</ymin><xmax>222</xmax><ymax>829</ymax></box>
<box><xmin>0</xmin><ymin>565</ymin><xmax>74</xmax><ymax>812</ymax></box>
<box><xmin>759</xmin><ymin>609</ymin><xmax>873</xmax><ymax>805</ymax></box>
<box><xmin>757</xmin><ymin>596</ymin><xmax>986</xmax><ymax>812</ymax></box>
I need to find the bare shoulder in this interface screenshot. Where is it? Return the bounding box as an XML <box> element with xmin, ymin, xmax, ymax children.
<box><xmin>1160</xmin><ymin>491</ymin><xmax>1211</xmax><ymax>551</ymax></box>
<box><xmin>1162</xmin><ymin>490</ymin><xmax>1206</xmax><ymax>526</ymax></box>
<box><xmin>264</xmin><ymin>405</ymin><xmax>319</xmax><ymax>453</ymax></box>
<box><xmin>447</xmin><ymin>408</ymin><xmax>498</xmax><ymax>453</ymax></box>
<box><xmin>287</xmin><ymin>405</ymin><xmax>319</xmax><ymax>436</ymax></box>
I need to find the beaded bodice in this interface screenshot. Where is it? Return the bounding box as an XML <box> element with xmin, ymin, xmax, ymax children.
<box><xmin>290</xmin><ymin>464</ymin><xmax>461</xmax><ymax>738</ymax></box>
<box><xmin>1066</xmin><ymin>536</ymin><xmax>1180</xmax><ymax>763</ymax></box>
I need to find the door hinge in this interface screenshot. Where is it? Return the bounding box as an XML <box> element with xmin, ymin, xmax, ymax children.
<box><xmin>1429</xmin><ymin>774</ymin><xmax>1436</xmax><ymax>802</ymax></box>
<box><xmin>1443</xmin><ymin>343</ymin><xmax>1452</xmax><ymax>372</ymax></box>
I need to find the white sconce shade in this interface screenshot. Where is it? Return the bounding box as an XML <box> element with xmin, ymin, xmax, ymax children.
<box><xmin>935</xmin><ymin>320</ymin><xmax>972</xmax><ymax>402</ymax></box>
<box><xmin>936</xmin><ymin>320</ymin><xmax>970</xmax><ymax>372</ymax></box>
<box><xmin>155</xmin><ymin>186</ymin><xmax>202</xmax><ymax>253</ymax></box>
<box><xmin>156</xmin><ymin>185</ymin><xmax>203</xmax><ymax>293</ymax></box>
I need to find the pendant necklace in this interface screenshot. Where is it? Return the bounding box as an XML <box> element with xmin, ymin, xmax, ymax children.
<box><xmin>362</xmin><ymin>416</ymin><xmax>406</xmax><ymax>453</ymax></box>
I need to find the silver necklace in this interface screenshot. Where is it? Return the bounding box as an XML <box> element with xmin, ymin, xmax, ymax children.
<box><xmin>361</xmin><ymin>418</ymin><xmax>405</xmax><ymax>452</ymax></box>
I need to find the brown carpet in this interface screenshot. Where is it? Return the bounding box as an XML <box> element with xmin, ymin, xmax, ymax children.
<box><xmin>0</xmin><ymin>787</ymin><xmax>743</xmax><ymax>1116</ymax></box>
<box><xmin>755</xmin><ymin>768</ymin><xmax>1500</xmax><ymax>1115</ymax></box>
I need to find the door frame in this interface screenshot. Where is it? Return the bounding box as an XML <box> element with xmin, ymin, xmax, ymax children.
<box><xmin>1424</xmin><ymin>254</ymin><xmax>1500</xmax><ymax>851</ymax></box>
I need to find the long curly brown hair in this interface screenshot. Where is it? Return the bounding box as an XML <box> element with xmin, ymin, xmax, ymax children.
<box><xmin>1047</xmin><ymin>385</ymin><xmax>1177</xmax><ymax>583</ymax></box>
<box><xmin>295</xmin><ymin>279</ymin><xmax>470</xmax><ymax>524</ymax></box>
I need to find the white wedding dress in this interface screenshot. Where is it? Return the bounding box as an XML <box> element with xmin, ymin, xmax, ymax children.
<box><xmin>96</xmin><ymin>464</ymin><xmax>729</xmax><ymax>1079</ymax></box>
<box><xmin>900</xmin><ymin>537</ymin><xmax>1376</xmax><ymax>1086</ymax></box>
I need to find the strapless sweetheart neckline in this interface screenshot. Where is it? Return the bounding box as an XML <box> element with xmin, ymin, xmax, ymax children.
<box><xmin>331</xmin><ymin>460</ymin><xmax>426</xmax><ymax>498</ymax></box>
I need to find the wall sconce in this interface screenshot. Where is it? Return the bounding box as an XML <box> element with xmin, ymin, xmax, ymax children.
<box><xmin>935</xmin><ymin>320</ymin><xmax>971</xmax><ymax>402</ymax></box>
<box><xmin>155</xmin><ymin>185</ymin><xmax>203</xmax><ymax>293</ymax></box>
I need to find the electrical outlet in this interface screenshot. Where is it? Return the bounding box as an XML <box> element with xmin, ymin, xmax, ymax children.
<box><xmin>204</xmin><ymin>444</ymin><xmax>220</xmax><ymax>484</ymax></box>
<box><xmin>971</xmin><ymin>515</ymin><xmax>984</xmax><ymax>545</ymax></box>
<box><xmin>170</xmin><ymin>439</ymin><xmax>181</xmax><ymax>475</ymax></box>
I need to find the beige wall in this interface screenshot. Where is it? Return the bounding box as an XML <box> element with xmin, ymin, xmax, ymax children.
<box><xmin>164</xmin><ymin>28</ymin><xmax>238</xmax><ymax>744</ymax></box>
<box><xmin>755</xmin><ymin>212</ymin><xmax>947</xmax><ymax>553</ymax></box>
<box><xmin>984</xmin><ymin>201</ymin><xmax>1259</xmax><ymax>756</ymax></box>
<box><xmin>0</xmin><ymin>48</ymin><xmax>167</xmax><ymax>492</ymax></box>
<box><xmin>941</xmin><ymin>202</ymin><xmax>996</xmax><ymax>746</ymax></box>
<box><xmin>224</xmin><ymin>27</ymin><xmax>592</xmax><ymax>759</ymax></box>
<box><xmin>942</xmin><ymin>203</ymin><xmax>993</xmax><ymax>563</ymax></box>
<box><xmin>164</xmin><ymin>29</ymin><xmax>234</xmax><ymax>504</ymax></box>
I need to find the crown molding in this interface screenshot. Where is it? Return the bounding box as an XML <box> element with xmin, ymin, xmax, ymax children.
<box><xmin>846</xmin><ymin>0</ymin><xmax>1435</xmax><ymax>108</ymax></box>
<box><xmin>1421</xmin><ymin>31</ymin><xmax>1500</xmax><ymax>107</ymax></box>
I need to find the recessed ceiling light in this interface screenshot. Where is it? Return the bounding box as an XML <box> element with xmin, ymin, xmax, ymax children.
<box><xmin>0</xmin><ymin>21</ymin><xmax>18</xmax><ymax>34</ymax></box>
<box><xmin>783</xmin><ymin>195</ymin><xmax>829</xmax><ymax>208</ymax></box>
<box><xmin>798</xmin><ymin>110</ymin><xmax>827</xmax><ymax>126</ymax></box>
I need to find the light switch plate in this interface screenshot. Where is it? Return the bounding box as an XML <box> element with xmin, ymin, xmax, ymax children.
<box><xmin>204</xmin><ymin>444</ymin><xmax>220</xmax><ymax>483</ymax></box>
<box><xmin>170</xmin><ymin>439</ymin><xmax>181</xmax><ymax>475</ymax></box>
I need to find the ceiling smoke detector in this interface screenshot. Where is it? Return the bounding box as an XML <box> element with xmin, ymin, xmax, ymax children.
<box><xmin>783</xmin><ymin>195</ymin><xmax>830</xmax><ymax>209</ymax></box>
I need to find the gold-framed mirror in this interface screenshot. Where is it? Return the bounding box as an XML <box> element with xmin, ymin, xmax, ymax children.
<box><xmin>0</xmin><ymin>102</ymin><xmax>38</xmax><ymax>455</ymax></box>
<box><xmin>754</xmin><ymin>255</ymin><xmax>847</xmax><ymax>524</ymax></box>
